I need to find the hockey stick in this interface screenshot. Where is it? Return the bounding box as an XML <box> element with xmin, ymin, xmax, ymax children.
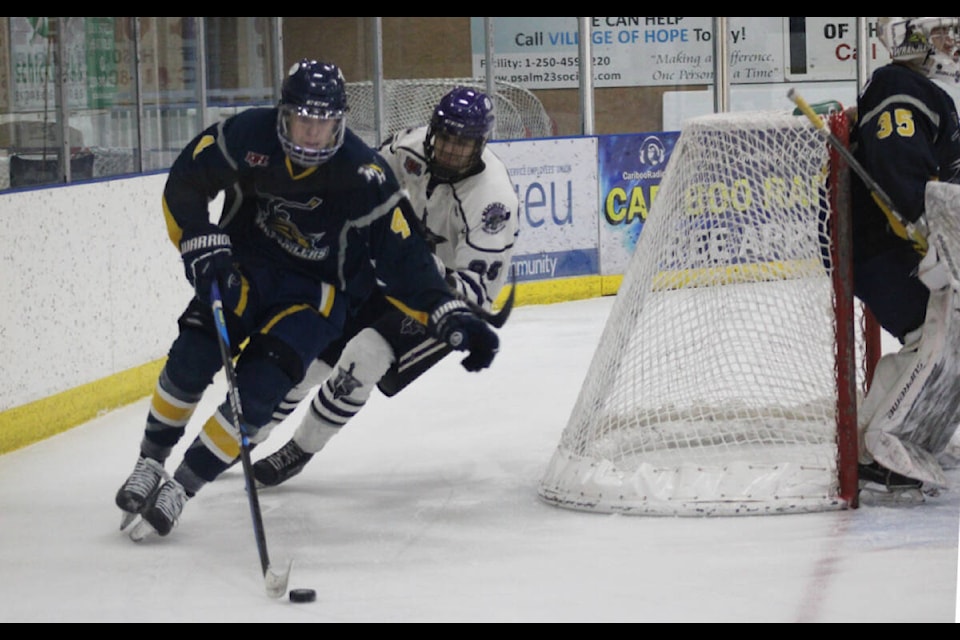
<box><xmin>211</xmin><ymin>281</ymin><xmax>291</xmax><ymax>599</ymax></box>
<box><xmin>377</xmin><ymin>278</ymin><xmax>518</xmax><ymax>397</ymax></box>
<box><xmin>465</xmin><ymin>276</ymin><xmax>517</xmax><ymax>329</ymax></box>
<box><xmin>787</xmin><ymin>88</ymin><xmax>929</xmax><ymax>253</ymax></box>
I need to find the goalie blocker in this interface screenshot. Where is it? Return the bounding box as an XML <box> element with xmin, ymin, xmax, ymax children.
<box><xmin>858</xmin><ymin>181</ymin><xmax>960</xmax><ymax>488</ymax></box>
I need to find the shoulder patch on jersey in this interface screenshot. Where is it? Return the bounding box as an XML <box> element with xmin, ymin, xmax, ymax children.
<box><xmin>245</xmin><ymin>151</ymin><xmax>269</xmax><ymax>167</ymax></box>
<box><xmin>358</xmin><ymin>163</ymin><xmax>387</xmax><ymax>185</ymax></box>
<box><xmin>403</xmin><ymin>156</ymin><xmax>424</xmax><ymax>176</ymax></box>
<box><xmin>192</xmin><ymin>134</ymin><xmax>216</xmax><ymax>160</ymax></box>
<box><xmin>482</xmin><ymin>202</ymin><xmax>511</xmax><ymax>234</ymax></box>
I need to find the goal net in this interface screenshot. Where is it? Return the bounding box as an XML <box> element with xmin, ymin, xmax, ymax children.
<box><xmin>538</xmin><ymin>107</ymin><xmax>877</xmax><ymax>516</ymax></box>
<box><xmin>345</xmin><ymin>78</ymin><xmax>555</xmax><ymax>147</ymax></box>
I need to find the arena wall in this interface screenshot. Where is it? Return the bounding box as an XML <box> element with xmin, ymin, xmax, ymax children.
<box><xmin>0</xmin><ymin>134</ymin><xmax>658</xmax><ymax>453</ymax></box>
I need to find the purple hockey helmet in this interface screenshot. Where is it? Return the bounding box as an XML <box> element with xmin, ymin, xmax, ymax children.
<box><xmin>424</xmin><ymin>86</ymin><xmax>495</xmax><ymax>180</ymax></box>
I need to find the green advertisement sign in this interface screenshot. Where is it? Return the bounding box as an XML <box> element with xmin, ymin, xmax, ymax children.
<box><xmin>84</xmin><ymin>17</ymin><xmax>116</xmax><ymax>108</ymax></box>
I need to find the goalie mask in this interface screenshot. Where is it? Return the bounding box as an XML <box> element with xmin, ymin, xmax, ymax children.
<box><xmin>878</xmin><ymin>17</ymin><xmax>960</xmax><ymax>83</ymax></box>
<box><xmin>277</xmin><ymin>59</ymin><xmax>348</xmax><ymax>167</ymax></box>
<box><xmin>424</xmin><ymin>87</ymin><xmax>495</xmax><ymax>181</ymax></box>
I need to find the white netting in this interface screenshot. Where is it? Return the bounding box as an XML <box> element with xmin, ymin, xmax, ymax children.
<box><xmin>346</xmin><ymin>78</ymin><xmax>554</xmax><ymax>147</ymax></box>
<box><xmin>538</xmin><ymin>109</ymin><xmax>861</xmax><ymax>516</ymax></box>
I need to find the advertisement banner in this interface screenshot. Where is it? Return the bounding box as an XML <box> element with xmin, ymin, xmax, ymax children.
<box><xmin>10</xmin><ymin>17</ymin><xmax>87</xmax><ymax>110</ymax></box>
<box><xmin>84</xmin><ymin>17</ymin><xmax>117</xmax><ymax>108</ymax></box>
<box><xmin>471</xmin><ymin>17</ymin><xmax>784</xmax><ymax>90</ymax></box>
<box><xmin>491</xmin><ymin>137</ymin><xmax>599</xmax><ymax>282</ymax></box>
<box><xmin>470</xmin><ymin>17</ymin><xmax>890</xmax><ymax>91</ymax></box>
<box><xmin>597</xmin><ymin>131</ymin><xmax>679</xmax><ymax>275</ymax></box>
<box><xmin>783</xmin><ymin>17</ymin><xmax>889</xmax><ymax>81</ymax></box>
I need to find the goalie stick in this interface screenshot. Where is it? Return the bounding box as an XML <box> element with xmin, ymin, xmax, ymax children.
<box><xmin>211</xmin><ymin>280</ymin><xmax>292</xmax><ymax>599</ymax></box>
<box><xmin>787</xmin><ymin>88</ymin><xmax>929</xmax><ymax>254</ymax></box>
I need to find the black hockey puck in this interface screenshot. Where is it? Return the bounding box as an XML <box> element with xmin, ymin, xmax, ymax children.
<box><xmin>289</xmin><ymin>588</ymin><xmax>316</xmax><ymax>603</ymax></box>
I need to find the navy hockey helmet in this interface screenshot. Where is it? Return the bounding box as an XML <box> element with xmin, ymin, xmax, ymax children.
<box><xmin>277</xmin><ymin>59</ymin><xmax>348</xmax><ymax>166</ymax></box>
<box><xmin>424</xmin><ymin>86</ymin><xmax>495</xmax><ymax>181</ymax></box>
<box><xmin>878</xmin><ymin>17</ymin><xmax>960</xmax><ymax>83</ymax></box>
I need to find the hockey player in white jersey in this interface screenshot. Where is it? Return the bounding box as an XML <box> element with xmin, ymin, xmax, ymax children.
<box><xmin>252</xmin><ymin>86</ymin><xmax>519</xmax><ymax>487</ymax></box>
<box><xmin>851</xmin><ymin>18</ymin><xmax>960</xmax><ymax>493</ymax></box>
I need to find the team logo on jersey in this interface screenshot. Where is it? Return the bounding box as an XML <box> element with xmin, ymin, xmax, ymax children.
<box><xmin>404</xmin><ymin>156</ymin><xmax>424</xmax><ymax>176</ymax></box>
<box><xmin>329</xmin><ymin>362</ymin><xmax>362</xmax><ymax>400</ymax></box>
<box><xmin>257</xmin><ymin>194</ymin><xmax>328</xmax><ymax>260</ymax></box>
<box><xmin>358</xmin><ymin>163</ymin><xmax>387</xmax><ymax>185</ymax></box>
<box><xmin>481</xmin><ymin>202</ymin><xmax>511</xmax><ymax>234</ymax></box>
<box><xmin>245</xmin><ymin>151</ymin><xmax>269</xmax><ymax>167</ymax></box>
<box><xmin>400</xmin><ymin>315</ymin><xmax>427</xmax><ymax>336</ymax></box>
<box><xmin>192</xmin><ymin>135</ymin><xmax>216</xmax><ymax>160</ymax></box>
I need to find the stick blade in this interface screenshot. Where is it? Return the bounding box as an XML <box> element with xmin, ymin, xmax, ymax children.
<box><xmin>264</xmin><ymin>559</ymin><xmax>292</xmax><ymax>599</ymax></box>
<box><xmin>490</xmin><ymin>280</ymin><xmax>516</xmax><ymax>328</ymax></box>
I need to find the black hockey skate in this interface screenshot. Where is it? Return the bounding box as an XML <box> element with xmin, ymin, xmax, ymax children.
<box><xmin>858</xmin><ymin>461</ymin><xmax>923</xmax><ymax>490</ymax></box>
<box><xmin>253</xmin><ymin>440</ymin><xmax>314</xmax><ymax>488</ymax></box>
<box><xmin>128</xmin><ymin>478</ymin><xmax>190</xmax><ymax>541</ymax></box>
<box><xmin>116</xmin><ymin>456</ymin><xmax>167</xmax><ymax>531</ymax></box>
<box><xmin>858</xmin><ymin>462</ymin><xmax>926</xmax><ymax>504</ymax></box>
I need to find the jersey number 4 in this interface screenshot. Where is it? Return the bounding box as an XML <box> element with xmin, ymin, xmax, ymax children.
<box><xmin>390</xmin><ymin>207</ymin><xmax>411</xmax><ymax>238</ymax></box>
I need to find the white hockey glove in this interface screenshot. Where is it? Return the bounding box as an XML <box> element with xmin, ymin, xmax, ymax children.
<box><xmin>918</xmin><ymin>241</ymin><xmax>955</xmax><ymax>291</ymax></box>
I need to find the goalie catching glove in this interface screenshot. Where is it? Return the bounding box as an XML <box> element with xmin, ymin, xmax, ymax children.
<box><xmin>180</xmin><ymin>225</ymin><xmax>240</xmax><ymax>302</ymax></box>
<box><xmin>429</xmin><ymin>300</ymin><xmax>500</xmax><ymax>371</ymax></box>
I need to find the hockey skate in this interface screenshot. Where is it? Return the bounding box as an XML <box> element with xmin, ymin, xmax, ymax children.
<box><xmin>252</xmin><ymin>440</ymin><xmax>314</xmax><ymax>488</ymax></box>
<box><xmin>128</xmin><ymin>478</ymin><xmax>189</xmax><ymax>542</ymax></box>
<box><xmin>858</xmin><ymin>462</ymin><xmax>927</xmax><ymax>505</ymax></box>
<box><xmin>115</xmin><ymin>456</ymin><xmax>167</xmax><ymax>531</ymax></box>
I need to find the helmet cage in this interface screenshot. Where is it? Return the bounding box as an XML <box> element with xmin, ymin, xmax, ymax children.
<box><xmin>277</xmin><ymin>104</ymin><xmax>346</xmax><ymax>167</ymax></box>
<box><xmin>277</xmin><ymin>59</ymin><xmax>349</xmax><ymax>166</ymax></box>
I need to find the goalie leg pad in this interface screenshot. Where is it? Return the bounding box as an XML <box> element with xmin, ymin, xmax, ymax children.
<box><xmin>925</xmin><ymin>181</ymin><xmax>960</xmax><ymax>288</ymax></box>
<box><xmin>861</xmin><ymin>286</ymin><xmax>960</xmax><ymax>487</ymax></box>
<box><xmin>859</xmin><ymin>184</ymin><xmax>960</xmax><ymax>487</ymax></box>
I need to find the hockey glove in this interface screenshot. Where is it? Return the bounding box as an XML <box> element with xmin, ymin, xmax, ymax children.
<box><xmin>180</xmin><ymin>226</ymin><xmax>237</xmax><ymax>302</ymax></box>
<box><xmin>429</xmin><ymin>300</ymin><xmax>499</xmax><ymax>372</ymax></box>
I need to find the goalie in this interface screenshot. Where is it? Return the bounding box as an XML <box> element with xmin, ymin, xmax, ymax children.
<box><xmin>851</xmin><ymin>17</ymin><xmax>960</xmax><ymax>491</ymax></box>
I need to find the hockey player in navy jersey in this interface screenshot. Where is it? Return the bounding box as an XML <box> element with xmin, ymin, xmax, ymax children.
<box><xmin>851</xmin><ymin>18</ymin><xmax>960</xmax><ymax>492</ymax></box>
<box><xmin>251</xmin><ymin>86</ymin><xmax>520</xmax><ymax>488</ymax></box>
<box><xmin>114</xmin><ymin>61</ymin><xmax>501</xmax><ymax>539</ymax></box>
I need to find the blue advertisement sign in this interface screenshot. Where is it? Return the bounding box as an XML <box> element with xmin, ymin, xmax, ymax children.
<box><xmin>597</xmin><ymin>131</ymin><xmax>680</xmax><ymax>274</ymax></box>
<box><xmin>491</xmin><ymin>137</ymin><xmax>600</xmax><ymax>284</ymax></box>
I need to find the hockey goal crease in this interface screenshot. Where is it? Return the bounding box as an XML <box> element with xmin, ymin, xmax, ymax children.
<box><xmin>538</xmin><ymin>106</ymin><xmax>881</xmax><ymax>516</ymax></box>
